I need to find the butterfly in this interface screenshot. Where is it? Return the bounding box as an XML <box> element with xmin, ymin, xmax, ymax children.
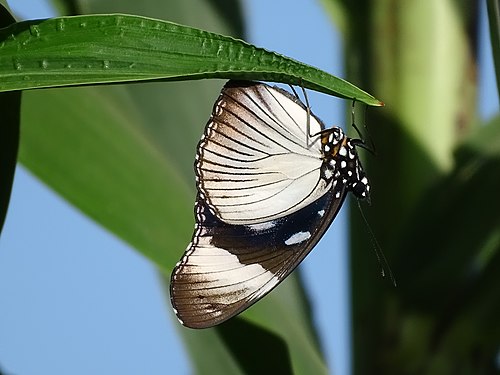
<box><xmin>170</xmin><ymin>80</ymin><xmax>370</xmax><ymax>329</ymax></box>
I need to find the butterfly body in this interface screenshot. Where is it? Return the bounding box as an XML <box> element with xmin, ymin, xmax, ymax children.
<box><xmin>170</xmin><ymin>80</ymin><xmax>369</xmax><ymax>329</ymax></box>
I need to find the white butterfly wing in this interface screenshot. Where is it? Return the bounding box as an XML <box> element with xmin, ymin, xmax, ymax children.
<box><xmin>197</xmin><ymin>81</ymin><xmax>331</xmax><ymax>225</ymax></box>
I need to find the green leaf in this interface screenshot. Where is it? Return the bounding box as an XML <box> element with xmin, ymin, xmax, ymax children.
<box><xmin>0</xmin><ymin>14</ymin><xmax>382</xmax><ymax>106</ymax></box>
<box><xmin>391</xmin><ymin>116</ymin><xmax>500</xmax><ymax>373</ymax></box>
<box><xmin>0</xmin><ymin>2</ymin><xmax>20</xmax><ymax>235</ymax></box>
<box><xmin>19</xmin><ymin>86</ymin><xmax>193</xmax><ymax>270</ymax></box>
<box><xmin>215</xmin><ymin>318</ymin><xmax>293</xmax><ymax>375</ymax></box>
<box><xmin>237</xmin><ymin>275</ymin><xmax>327</xmax><ymax>374</ymax></box>
<box><xmin>396</xmin><ymin>116</ymin><xmax>500</xmax><ymax>308</ymax></box>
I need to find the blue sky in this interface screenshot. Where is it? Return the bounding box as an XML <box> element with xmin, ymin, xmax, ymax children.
<box><xmin>0</xmin><ymin>1</ymin><xmax>498</xmax><ymax>375</ymax></box>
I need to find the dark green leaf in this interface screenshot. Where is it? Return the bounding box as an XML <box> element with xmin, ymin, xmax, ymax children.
<box><xmin>396</xmin><ymin>116</ymin><xmax>500</xmax><ymax>310</ymax></box>
<box><xmin>216</xmin><ymin>318</ymin><xmax>293</xmax><ymax>375</ymax></box>
<box><xmin>393</xmin><ymin>116</ymin><xmax>500</xmax><ymax>374</ymax></box>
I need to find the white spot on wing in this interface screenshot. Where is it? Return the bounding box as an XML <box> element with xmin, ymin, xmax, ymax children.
<box><xmin>284</xmin><ymin>231</ymin><xmax>311</xmax><ymax>246</ymax></box>
<box><xmin>246</xmin><ymin>221</ymin><xmax>277</xmax><ymax>232</ymax></box>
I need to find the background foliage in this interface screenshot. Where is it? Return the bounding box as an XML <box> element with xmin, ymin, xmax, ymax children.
<box><xmin>1</xmin><ymin>0</ymin><xmax>499</xmax><ymax>374</ymax></box>
<box><xmin>337</xmin><ymin>0</ymin><xmax>500</xmax><ymax>373</ymax></box>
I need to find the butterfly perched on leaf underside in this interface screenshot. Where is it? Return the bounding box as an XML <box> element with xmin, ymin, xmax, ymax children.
<box><xmin>170</xmin><ymin>80</ymin><xmax>370</xmax><ymax>329</ymax></box>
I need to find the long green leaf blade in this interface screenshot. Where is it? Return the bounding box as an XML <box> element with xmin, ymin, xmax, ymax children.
<box><xmin>19</xmin><ymin>86</ymin><xmax>194</xmax><ymax>270</ymax></box>
<box><xmin>0</xmin><ymin>14</ymin><xmax>382</xmax><ymax>105</ymax></box>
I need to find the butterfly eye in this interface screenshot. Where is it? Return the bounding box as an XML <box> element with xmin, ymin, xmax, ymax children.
<box><xmin>170</xmin><ymin>80</ymin><xmax>371</xmax><ymax>328</ymax></box>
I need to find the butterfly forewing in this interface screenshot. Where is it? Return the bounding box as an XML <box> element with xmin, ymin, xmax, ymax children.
<box><xmin>197</xmin><ymin>81</ymin><xmax>331</xmax><ymax>225</ymax></box>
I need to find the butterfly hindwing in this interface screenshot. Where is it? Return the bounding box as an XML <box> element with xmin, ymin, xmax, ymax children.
<box><xmin>170</xmin><ymin>183</ymin><xmax>347</xmax><ymax>329</ymax></box>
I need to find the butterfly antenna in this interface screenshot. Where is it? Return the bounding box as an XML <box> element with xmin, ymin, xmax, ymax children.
<box><xmin>351</xmin><ymin>101</ymin><xmax>376</xmax><ymax>155</ymax></box>
<box><xmin>301</xmin><ymin>84</ymin><xmax>314</xmax><ymax>148</ymax></box>
<box><xmin>356</xmin><ymin>199</ymin><xmax>397</xmax><ymax>287</ymax></box>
